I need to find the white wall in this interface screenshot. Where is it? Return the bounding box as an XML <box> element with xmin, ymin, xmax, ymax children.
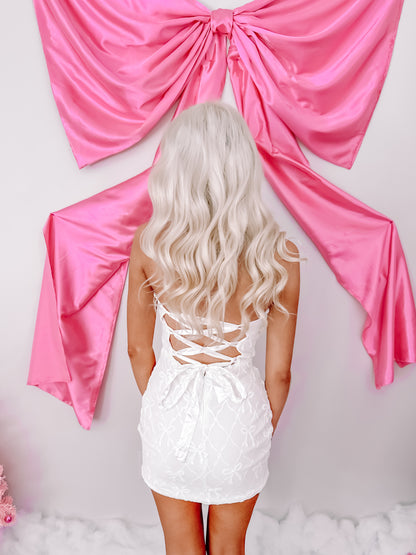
<box><xmin>1</xmin><ymin>0</ymin><xmax>415</xmax><ymax>526</ymax></box>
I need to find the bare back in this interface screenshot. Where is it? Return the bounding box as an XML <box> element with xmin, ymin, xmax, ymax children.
<box><xmin>142</xmin><ymin>255</ymin><xmax>262</xmax><ymax>325</ymax></box>
<box><xmin>141</xmin><ymin>254</ymin><xmax>263</xmax><ymax>365</ymax></box>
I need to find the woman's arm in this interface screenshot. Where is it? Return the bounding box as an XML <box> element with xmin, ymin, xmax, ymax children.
<box><xmin>265</xmin><ymin>241</ymin><xmax>301</xmax><ymax>436</ymax></box>
<box><xmin>127</xmin><ymin>224</ymin><xmax>157</xmax><ymax>396</ymax></box>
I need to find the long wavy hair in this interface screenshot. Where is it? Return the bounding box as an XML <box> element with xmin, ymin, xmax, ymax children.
<box><xmin>140</xmin><ymin>101</ymin><xmax>302</xmax><ymax>340</ymax></box>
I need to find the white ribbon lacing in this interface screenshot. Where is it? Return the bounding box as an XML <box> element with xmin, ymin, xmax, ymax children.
<box><xmin>156</xmin><ymin>296</ymin><xmax>248</xmax><ymax>462</ymax></box>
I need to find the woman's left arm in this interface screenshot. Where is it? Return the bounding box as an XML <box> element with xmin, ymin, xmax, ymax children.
<box><xmin>265</xmin><ymin>243</ymin><xmax>301</xmax><ymax>436</ymax></box>
<box><xmin>127</xmin><ymin>224</ymin><xmax>156</xmax><ymax>396</ymax></box>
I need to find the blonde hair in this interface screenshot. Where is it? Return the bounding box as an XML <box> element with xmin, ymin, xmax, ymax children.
<box><xmin>140</xmin><ymin>101</ymin><xmax>302</xmax><ymax>339</ymax></box>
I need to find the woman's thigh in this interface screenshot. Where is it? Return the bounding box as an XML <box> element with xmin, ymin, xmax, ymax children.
<box><xmin>206</xmin><ymin>493</ymin><xmax>260</xmax><ymax>555</ymax></box>
<box><xmin>151</xmin><ymin>489</ymin><xmax>206</xmax><ymax>555</ymax></box>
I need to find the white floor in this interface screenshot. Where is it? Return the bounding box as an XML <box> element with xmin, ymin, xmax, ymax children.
<box><xmin>1</xmin><ymin>501</ymin><xmax>415</xmax><ymax>554</ymax></box>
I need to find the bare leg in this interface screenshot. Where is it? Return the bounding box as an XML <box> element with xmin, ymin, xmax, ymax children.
<box><xmin>151</xmin><ymin>489</ymin><xmax>206</xmax><ymax>555</ymax></box>
<box><xmin>206</xmin><ymin>492</ymin><xmax>260</xmax><ymax>555</ymax></box>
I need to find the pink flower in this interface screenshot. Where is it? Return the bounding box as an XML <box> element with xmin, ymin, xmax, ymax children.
<box><xmin>0</xmin><ymin>465</ymin><xmax>16</xmax><ymax>527</ymax></box>
<box><xmin>0</xmin><ymin>502</ymin><xmax>16</xmax><ymax>527</ymax></box>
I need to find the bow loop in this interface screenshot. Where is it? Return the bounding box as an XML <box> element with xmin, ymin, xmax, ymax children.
<box><xmin>206</xmin><ymin>366</ymin><xmax>247</xmax><ymax>404</ymax></box>
<box><xmin>160</xmin><ymin>366</ymin><xmax>204</xmax><ymax>409</ymax></box>
<box><xmin>158</xmin><ymin>362</ymin><xmax>247</xmax><ymax>462</ymax></box>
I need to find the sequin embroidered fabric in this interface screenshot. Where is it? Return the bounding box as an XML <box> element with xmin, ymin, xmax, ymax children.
<box><xmin>138</xmin><ymin>295</ymin><xmax>273</xmax><ymax>504</ymax></box>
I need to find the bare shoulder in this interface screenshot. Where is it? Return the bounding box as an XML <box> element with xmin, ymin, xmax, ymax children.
<box><xmin>272</xmin><ymin>239</ymin><xmax>300</xmax><ymax>311</ymax></box>
<box><xmin>285</xmin><ymin>239</ymin><xmax>299</xmax><ymax>255</ymax></box>
<box><xmin>134</xmin><ymin>221</ymin><xmax>148</xmax><ymax>243</ymax></box>
<box><xmin>274</xmin><ymin>239</ymin><xmax>299</xmax><ymax>264</ymax></box>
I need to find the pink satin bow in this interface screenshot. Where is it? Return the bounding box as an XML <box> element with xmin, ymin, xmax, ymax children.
<box><xmin>28</xmin><ymin>0</ymin><xmax>416</xmax><ymax>429</ymax></box>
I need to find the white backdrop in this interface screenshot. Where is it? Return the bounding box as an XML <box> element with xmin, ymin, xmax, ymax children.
<box><xmin>1</xmin><ymin>0</ymin><xmax>415</xmax><ymax>526</ymax></box>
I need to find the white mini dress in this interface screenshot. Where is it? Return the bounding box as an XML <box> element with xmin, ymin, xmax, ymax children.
<box><xmin>137</xmin><ymin>294</ymin><xmax>273</xmax><ymax>505</ymax></box>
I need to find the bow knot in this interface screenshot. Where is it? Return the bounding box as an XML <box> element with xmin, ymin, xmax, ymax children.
<box><xmin>210</xmin><ymin>8</ymin><xmax>234</xmax><ymax>37</ymax></box>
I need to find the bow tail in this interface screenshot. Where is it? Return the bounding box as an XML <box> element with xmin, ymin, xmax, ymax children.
<box><xmin>209</xmin><ymin>367</ymin><xmax>248</xmax><ymax>404</ymax></box>
<box><xmin>175</xmin><ymin>33</ymin><xmax>228</xmax><ymax>109</ymax></box>
<box><xmin>172</xmin><ymin>372</ymin><xmax>205</xmax><ymax>463</ymax></box>
<box><xmin>261</xmin><ymin>148</ymin><xmax>416</xmax><ymax>386</ymax></box>
<box><xmin>150</xmin><ymin>32</ymin><xmax>228</xmax><ymax>167</ymax></box>
<box><xmin>228</xmin><ymin>11</ymin><xmax>416</xmax><ymax>387</ymax></box>
<box><xmin>27</xmin><ymin>170</ymin><xmax>153</xmax><ymax>430</ymax></box>
<box><xmin>229</xmin><ymin>53</ymin><xmax>416</xmax><ymax>385</ymax></box>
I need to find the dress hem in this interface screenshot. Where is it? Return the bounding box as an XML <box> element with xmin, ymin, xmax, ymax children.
<box><xmin>141</xmin><ymin>469</ymin><xmax>270</xmax><ymax>505</ymax></box>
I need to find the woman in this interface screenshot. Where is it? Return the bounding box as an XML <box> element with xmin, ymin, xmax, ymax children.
<box><xmin>127</xmin><ymin>101</ymin><xmax>301</xmax><ymax>555</ymax></box>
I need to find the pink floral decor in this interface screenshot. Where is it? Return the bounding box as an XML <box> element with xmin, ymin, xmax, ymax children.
<box><xmin>0</xmin><ymin>465</ymin><xmax>16</xmax><ymax>527</ymax></box>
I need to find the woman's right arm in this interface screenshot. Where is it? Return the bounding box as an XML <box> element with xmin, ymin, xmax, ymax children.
<box><xmin>265</xmin><ymin>241</ymin><xmax>300</xmax><ymax>436</ymax></box>
<box><xmin>127</xmin><ymin>224</ymin><xmax>157</xmax><ymax>396</ymax></box>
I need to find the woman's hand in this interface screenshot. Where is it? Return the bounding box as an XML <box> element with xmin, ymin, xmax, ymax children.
<box><xmin>128</xmin><ymin>347</ymin><xmax>155</xmax><ymax>396</ymax></box>
<box><xmin>267</xmin><ymin>374</ymin><xmax>292</xmax><ymax>437</ymax></box>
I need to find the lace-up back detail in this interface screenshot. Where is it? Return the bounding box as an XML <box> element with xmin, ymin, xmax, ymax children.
<box><xmin>154</xmin><ymin>293</ymin><xmax>265</xmax><ymax>366</ymax></box>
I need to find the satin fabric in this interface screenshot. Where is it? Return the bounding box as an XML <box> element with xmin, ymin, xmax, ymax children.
<box><xmin>28</xmin><ymin>0</ymin><xmax>416</xmax><ymax>429</ymax></box>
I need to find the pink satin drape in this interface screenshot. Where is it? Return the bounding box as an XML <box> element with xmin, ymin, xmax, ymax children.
<box><xmin>28</xmin><ymin>0</ymin><xmax>416</xmax><ymax>429</ymax></box>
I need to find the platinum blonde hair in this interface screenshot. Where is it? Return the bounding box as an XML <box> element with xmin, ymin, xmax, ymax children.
<box><xmin>140</xmin><ymin>101</ymin><xmax>301</xmax><ymax>339</ymax></box>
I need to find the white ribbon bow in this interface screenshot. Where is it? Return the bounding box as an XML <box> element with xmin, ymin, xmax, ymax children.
<box><xmin>159</xmin><ymin>362</ymin><xmax>247</xmax><ymax>462</ymax></box>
